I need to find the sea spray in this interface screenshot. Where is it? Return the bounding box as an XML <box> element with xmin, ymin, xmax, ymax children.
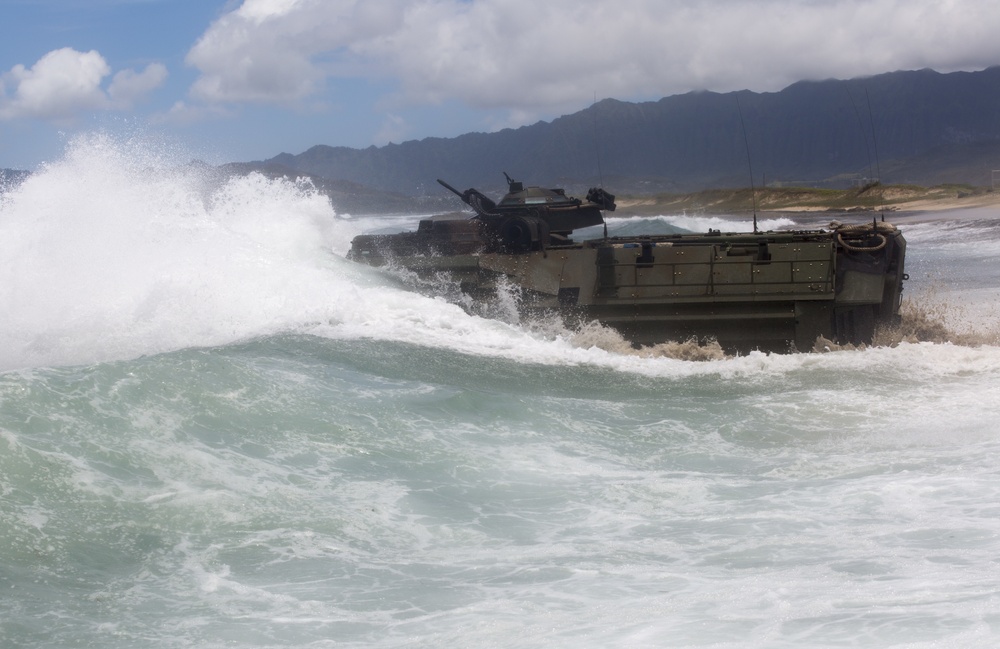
<box><xmin>0</xmin><ymin>133</ymin><xmax>357</xmax><ymax>371</ymax></box>
<box><xmin>3</xmin><ymin>135</ymin><xmax>1000</xmax><ymax>647</ymax></box>
<box><xmin>3</xmin><ymin>334</ymin><xmax>1000</xmax><ymax>648</ymax></box>
<box><xmin>4</xmin><ymin>133</ymin><xmax>996</xmax><ymax>377</ymax></box>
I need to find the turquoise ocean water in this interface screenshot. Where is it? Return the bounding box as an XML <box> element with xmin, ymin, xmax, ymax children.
<box><xmin>2</xmin><ymin>135</ymin><xmax>1000</xmax><ymax>647</ymax></box>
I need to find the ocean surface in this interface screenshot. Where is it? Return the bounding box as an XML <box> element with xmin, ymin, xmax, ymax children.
<box><xmin>2</xmin><ymin>135</ymin><xmax>1000</xmax><ymax>648</ymax></box>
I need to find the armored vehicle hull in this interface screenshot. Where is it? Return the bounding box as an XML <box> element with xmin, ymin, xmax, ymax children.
<box><xmin>348</xmin><ymin>178</ymin><xmax>906</xmax><ymax>353</ymax></box>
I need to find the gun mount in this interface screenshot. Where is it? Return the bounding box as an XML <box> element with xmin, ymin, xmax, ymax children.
<box><xmin>433</xmin><ymin>174</ymin><xmax>613</xmax><ymax>251</ymax></box>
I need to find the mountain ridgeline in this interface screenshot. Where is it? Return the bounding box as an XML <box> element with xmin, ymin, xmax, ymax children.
<box><xmin>265</xmin><ymin>67</ymin><xmax>1000</xmax><ymax>197</ymax></box>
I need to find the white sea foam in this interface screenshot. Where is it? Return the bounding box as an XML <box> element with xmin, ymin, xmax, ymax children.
<box><xmin>0</xmin><ymin>133</ymin><xmax>364</xmax><ymax>370</ymax></box>
<box><xmin>4</xmin><ymin>135</ymin><xmax>1000</xmax><ymax>649</ymax></box>
<box><xmin>606</xmin><ymin>212</ymin><xmax>799</xmax><ymax>234</ymax></box>
<box><xmin>3</xmin><ymin>133</ymin><xmax>998</xmax><ymax>387</ymax></box>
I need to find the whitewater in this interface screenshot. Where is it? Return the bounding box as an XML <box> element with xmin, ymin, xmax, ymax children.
<box><xmin>2</xmin><ymin>134</ymin><xmax>1000</xmax><ymax>648</ymax></box>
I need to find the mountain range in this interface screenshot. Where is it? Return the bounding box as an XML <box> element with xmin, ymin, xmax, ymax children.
<box><xmin>4</xmin><ymin>67</ymin><xmax>1000</xmax><ymax>213</ymax></box>
<box><xmin>258</xmin><ymin>67</ymin><xmax>1000</xmax><ymax>200</ymax></box>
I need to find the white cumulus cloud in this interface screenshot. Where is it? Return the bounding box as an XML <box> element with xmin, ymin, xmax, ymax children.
<box><xmin>0</xmin><ymin>48</ymin><xmax>167</xmax><ymax>122</ymax></box>
<box><xmin>183</xmin><ymin>0</ymin><xmax>1000</xmax><ymax>125</ymax></box>
<box><xmin>109</xmin><ymin>63</ymin><xmax>169</xmax><ymax>108</ymax></box>
<box><xmin>186</xmin><ymin>0</ymin><xmax>403</xmax><ymax>103</ymax></box>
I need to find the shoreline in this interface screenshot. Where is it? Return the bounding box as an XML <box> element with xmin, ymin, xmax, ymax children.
<box><xmin>615</xmin><ymin>184</ymin><xmax>1000</xmax><ymax>217</ymax></box>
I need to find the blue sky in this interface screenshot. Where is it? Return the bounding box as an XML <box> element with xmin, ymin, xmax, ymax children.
<box><xmin>2</xmin><ymin>0</ymin><xmax>999</xmax><ymax>170</ymax></box>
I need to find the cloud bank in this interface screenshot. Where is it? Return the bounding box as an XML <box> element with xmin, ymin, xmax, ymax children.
<box><xmin>184</xmin><ymin>0</ymin><xmax>1000</xmax><ymax>121</ymax></box>
<box><xmin>0</xmin><ymin>48</ymin><xmax>166</xmax><ymax>122</ymax></box>
<box><xmin>4</xmin><ymin>0</ymin><xmax>997</xmax><ymax>152</ymax></box>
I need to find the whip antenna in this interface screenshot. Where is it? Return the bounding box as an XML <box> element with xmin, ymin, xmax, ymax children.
<box><xmin>846</xmin><ymin>86</ymin><xmax>875</xmax><ymax>185</ymax></box>
<box><xmin>593</xmin><ymin>92</ymin><xmax>609</xmax><ymax>240</ymax></box>
<box><xmin>735</xmin><ymin>94</ymin><xmax>759</xmax><ymax>233</ymax></box>
<box><xmin>592</xmin><ymin>92</ymin><xmax>605</xmax><ymax>189</ymax></box>
<box><xmin>865</xmin><ymin>87</ymin><xmax>882</xmax><ymax>184</ymax></box>
<box><xmin>847</xmin><ymin>86</ymin><xmax>883</xmax><ymax>213</ymax></box>
<box><xmin>865</xmin><ymin>87</ymin><xmax>885</xmax><ymax>214</ymax></box>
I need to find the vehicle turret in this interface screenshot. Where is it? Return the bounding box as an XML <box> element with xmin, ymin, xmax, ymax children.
<box><xmin>436</xmin><ymin>173</ymin><xmax>615</xmax><ymax>251</ymax></box>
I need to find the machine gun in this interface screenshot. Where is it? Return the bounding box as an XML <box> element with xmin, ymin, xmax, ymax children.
<box><xmin>436</xmin><ymin>173</ymin><xmax>612</xmax><ymax>249</ymax></box>
<box><xmin>437</xmin><ymin>179</ymin><xmax>498</xmax><ymax>217</ymax></box>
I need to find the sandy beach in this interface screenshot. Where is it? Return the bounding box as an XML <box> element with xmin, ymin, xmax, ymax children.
<box><xmin>616</xmin><ymin>185</ymin><xmax>1000</xmax><ymax>218</ymax></box>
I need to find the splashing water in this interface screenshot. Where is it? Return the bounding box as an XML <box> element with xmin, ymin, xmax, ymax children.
<box><xmin>0</xmin><ymin>133</ymin><xmax>362</xmax><ymax>370</ymax></box>
<box><xmin>4</xmin><ymin>134</ymin><xmax>1000</xmax><ymax>649</ymax></box>
<box><xmin>4</xmin><ymin>133</ymin><xmax>1000</xmax><ymax>377</ymax></box>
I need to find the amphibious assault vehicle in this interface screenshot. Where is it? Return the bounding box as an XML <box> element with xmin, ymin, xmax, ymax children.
<box><xmin>348</xmin><ymin>174</ymin><xmax>907</xmax><ymax>353</ymax></box>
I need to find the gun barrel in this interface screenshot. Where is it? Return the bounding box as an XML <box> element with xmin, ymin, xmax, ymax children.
<box><xmin>437</xmin><ymin>179</ymin><xmax>465</xmax><ymax>200</ymax></box>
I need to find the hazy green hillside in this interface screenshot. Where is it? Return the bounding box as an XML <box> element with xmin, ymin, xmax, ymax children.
<box><xmin>265</xmin><ymin>67</ymin><xmax>1000</xmax><ymax>196</ymax></box>
<box><xmin>615</xmin><ymin>183</ymin><xmax>1000</xmax><ymax>215</ymax></box>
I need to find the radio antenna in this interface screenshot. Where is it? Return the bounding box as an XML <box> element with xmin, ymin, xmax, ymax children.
<box><xmin>847</xmin><ymin>86</ymin><xmax>883</xmax><ymax>213</ymax></box>
<box><xmin>864</xmin><ymin>87</ymin><xmax>882</xmax><ymax>185</ymax></box>
<box><xmin>846</xmin><ymin>86</ymin><xmax>875</xmax><ymax>185</ymax></box>
<box><xmin>593</xmin><ymin>92</ymin><xmax>609</xmax><ymax>240</ymax></box>
<box><xmin>592</xmin><ymin>92</ymin><xmax>605</xmax><ymax>189</ymax></box>
<box><xmin>846</xmin><ymin>85</ymin><xmax>879</xmax><ymax>213</ymax></box>
<box><xmin>735</xmin><ymin>94</ymin><xmax>759</xmax><ymax>233</ymax></box>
